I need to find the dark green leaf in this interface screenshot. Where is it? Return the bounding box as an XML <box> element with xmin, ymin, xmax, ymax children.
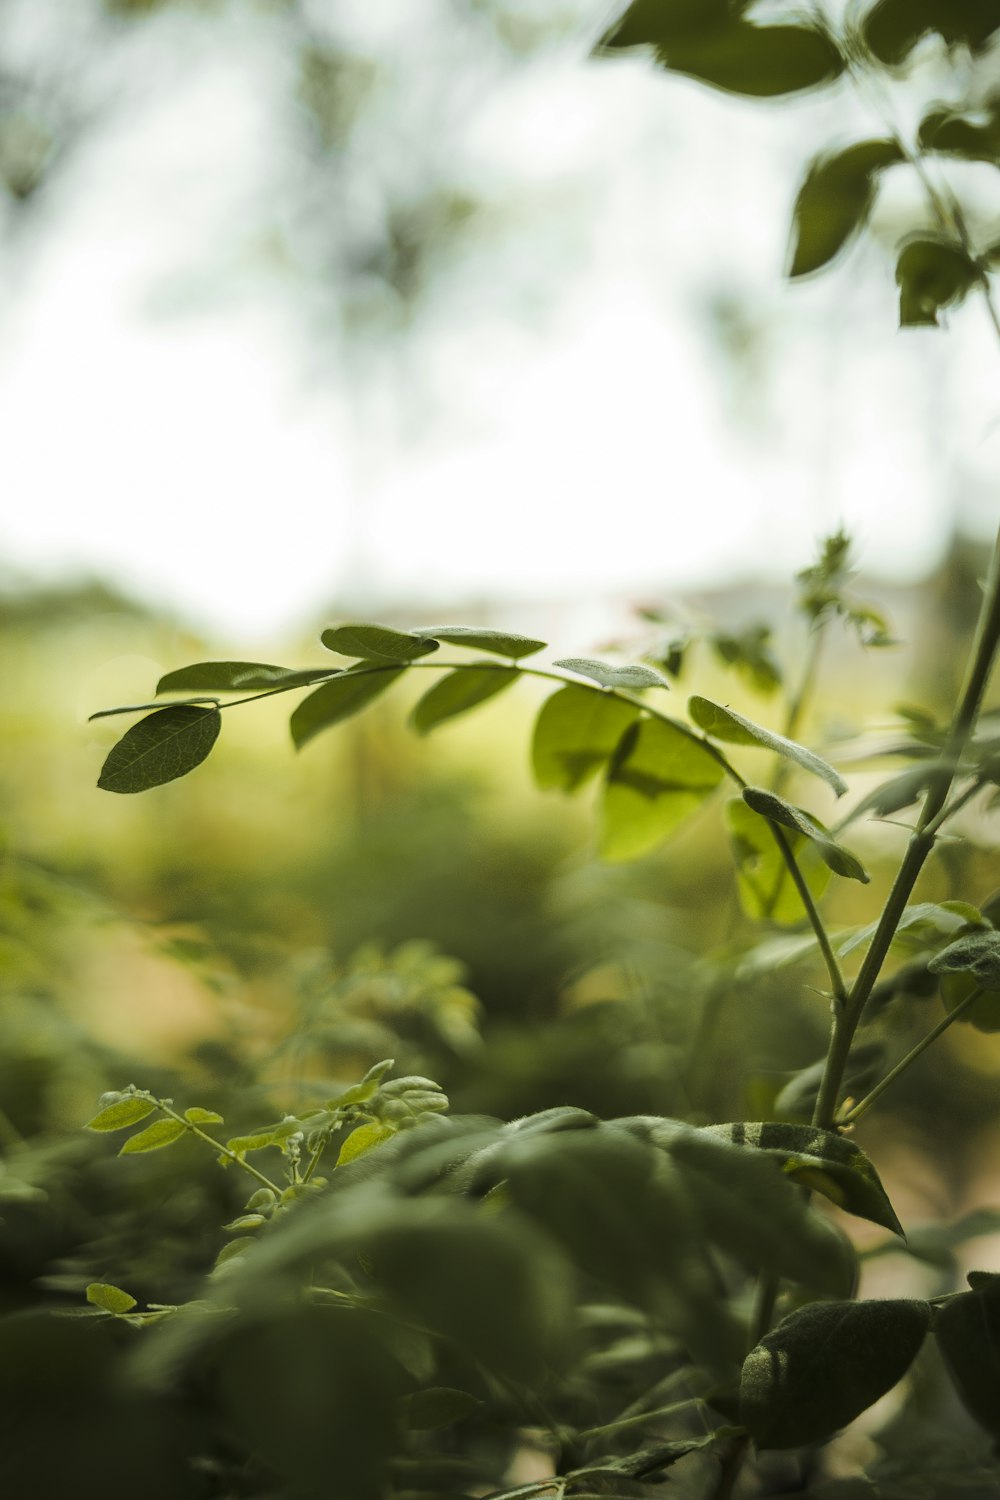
<box><xmin>85</xmin><ymin>1282</ymin><xmax>137</xmax><ymax>1314</ymax></box>
<box><xmin>742</xmin><ymin>786</ymin><xmax>870</xmax><ymax>882</ymax></box>
<box><xmin>320</xmin><ymin>623</ymin><xmax>438</xmax><ymax>662</ymax></box>
<box><xmin>895</xmin><ymin>236</ymin><xmax>979</xmax><ymax>328</ymax></box>
<box><xmin>553</xmin><ymin>657</ymin><xmax>670</xmax><ymax>690</ymax></box>
<box><xmin>97</xmin><ymin>706</ymin><xmax>221</xmax><ymax>793</ymax></box>
<box><xmin>929</xmin><ymin>931</ymin><xmax>1000</xmax><ymax>988</ymax></box>
<box><xmin>119</xmin><ymin>1118</ymin><xmax>188</xmax><ymax>1154</ymax></box>
<box><xmin>599</xmin><ymin>0</ymin><xmax>732</xmax><ymax>53</ymax></box>
<box><xmin>531</xmin><ymin>684</ymin><xmax>640</xmax><ymax>792</ymax></box>
<box><xmin>88</xmin><ymin>697</ymin><xmax>219</xmax><ymax>721</ymax></box>
<box><xmin>741</xmin><ymin>1299</ymin><xmax>931</xmax><ymax>1449</ymax></box>
<box><xmin>706</xmin><ymin>1121</ymin><xmax>903</xmax><ymax>1236</ymax></box>
<box><xmin>919</xmin><ymin>106</ymin><xmax>1000</xmax><ymax>164</ymax></box>
<box><xmin>863</xmin><ymin>0</ymin><xmax>1000</xmax><ymax>65</ymax></box>
<box><xmin>689</xmin><ymin>695</ymin><xmax>847</xmax><ymax>795</ymax></box>
<box><xmin>724</xmin><ymin>795</ymin><xmax>831</xmax><ymax>926</ymax></box>
<box><xmin>774</xmin><ymin>1044</ymin><xmax>886</xmax><ymax>1121</ymax></box>
<box><xmin>290</xmin><ymin>666</ymin><xmax>404</xmax><ymax>748</ymax></box>
<box><xmin>789</xmin><ymin>140</ymin><xmax>903</xmax><ymax>277</ymax></box>
<box><xmin>401</xmin><ymin>1387</ymin><xmax>482</xmax><ymax>1430</ymax></box>
<box><xmin>600</xmin><ymin>716</ymin><xmax>724</xmax><ymax>860</ymax></box>
<box><xmin>410</xmin><ymin>667</ymin><xmax>518</xmax><ymax>734</ymax></box>
<box><xmin>420</xmin><ymin>625</ymin><xmax>546</xmax><ymax>658</ymax></box>
<box><xmin>85</xmin><ymin>1095</ymin><xmax>157</xmax><ymax>1132</ymax></box>
<box><xmin>156</xmin><ymin>661</ymin><xmax>336</xmax><ymax>693</ymax></box>
<box><xmin>936</xmin><ymin>1280</ymin><xmax>1000</xmax><ymax>1439</ymax></box>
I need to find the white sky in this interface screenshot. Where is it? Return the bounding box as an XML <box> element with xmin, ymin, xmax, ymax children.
<box><xmin>1</xmin><ymin>0</ymin><xmax>998</xmax><ymax>642</ymax></box>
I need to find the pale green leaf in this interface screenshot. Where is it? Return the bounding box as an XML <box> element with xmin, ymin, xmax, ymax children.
<box><xmin>531</xmin><ymin>685</ymin><xmax>640</xmax><ymax>792</ymax></box>
<box><xmin>119</xmin><ymin>1118</ymin><xmax>188</xmax><ymax>1154</ymax></box>
<box><xmin>553</xmin><ymin>658</ymin><xmax>670</xmax><ymax>690</ymax></box>
<box><xmin>86</xmin><ymin>1096</ymin><xmax>157</xmax><ymax>1132</ymax></box>
<box><xmin>86</xmin><ymin>1282</ymin><xmax>138</xmax><ymax>1314</ymax></box>
<box><xmin>600</xmin><ymin>717</ymin><xmax>724</xmax><ymax>860</ymax></box>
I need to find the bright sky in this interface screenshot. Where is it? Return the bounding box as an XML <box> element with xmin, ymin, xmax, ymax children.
<box><xmin>1</xmin><ymin>0</ymin><xmax>998</xmax><ymax>643</ymax></box>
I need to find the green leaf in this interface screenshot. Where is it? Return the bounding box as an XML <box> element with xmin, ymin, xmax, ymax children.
<box><xmin>85</xmin><ymin>1096</ymin><xmax>157</xmax><ymax>1132</ymax></box>
<box><xmin>88</xmin><ymin>698</ymin><xmax>220</xmax><ymax>721</ymax></box>
<box><xmin>929</xmin><ymin>931</ymin><xmax>1000</xmax><ymax>988</ymax></box>
<box><xmin>706</xmin><ymin>1121</ymin><xmax>903</xmax><ymax>1236</ymax></box>
<box><xmin>600</xmin><ymin>716</ymin><xmax>724</xmax><ymax>860</ymax></box>
<box><xmin>940</xmin><ymin>970</ymin><xmax>1000</xmax><ymax>1031</ymax></box>
<box><xmin>863</xmin><ymin>0</ymin><xmax>1000</xmax><ymax>65</ymax></box>
<box><xmin>290</xmin><ymin>666</ymin><xmax>404</xmax><ymax>748</ymax></box>
<box><xmin>740</xmin><ymin>1299</ymin><xmax>931</xmax><ymax>1449</ymax></box>
<box><xmin>552</xmin><ymin>657</ymin><xmax>670</xmax><ymax>690</ymax></box>
<box><xmin>97</xmin><ymin>706</ymin><xmax>221</xmax><ymax>793</ymax></box>
<box><xmin>320</xmin><ymin>623</ymin><xmax>438</xmax><ymax>662</ymax></box>
<box><xmin>157</xmin><ymin>661</ymin><xmax>336</xmax><ymax>693</ymax></box>
<box><xmin>119</xmin><ymin>1118</ymin><xmax>188</xmax><ymax>1154</ymax></box>
<box><xmin>531</xmin><ymin>684</ymin><xmax>640</xmax><ymax>792</ymax></box>
<box><xmin>689</xmin><ymin>695</ymin><xmax>847</xmax><ymax>795</ymax></box>
<box><xmin>420</xmin><ymin>625</ymin><xmax>546</xmax><ymax>659</ymax></box>
<box><xmin>85</xmin><ymin>1282</ymin><xmax>137</xmax><ymax>1314</ymax></box>
<box><xmin>788</xmin><ymin>140</ymin><xmax>903</xmax><ymax>277</ymax></box>
<box><xmin>410</xmin><ymin>667</ymin><xmax>518</xmax><ymax>734</ymax></box>
<box><xmin>896</xmin><ymin>236</ymin><xmax>979</xmax><ymax>328</ymax></box>
<box><xmin>774</xmin><ymin>1044</ymin><xmax>886</xmax><ymax>1122</ymax></box>
<box><xmin>337</xmin><ymin>1122</ymin><xmax>396</xmax><ymax>1166</ymax></box>
<box><xmin>601</xmin><ymin>4</ymin><xmax>842</xmax><ymax>97</ymax></box>
<box><xmin>401</xmin><ymin>1387</ymin><xmax>482</xmax><ymax>1430</ymax></box>
<box><xmin>936</xmin><ymin>1279</ymin><xmax>1000</xmax><ymax>1439</ymax></box>
<box><xmin>919</xmin><ymin>106</ymin><xmax>1000</xmax><ymax>164</ymax></box>
<box><xmin>742</xmin><ymin>786</ymin><xmax>870</xmax><ymax>882</ymax></box>
<box><xmin>184</xmin><ymin>1106</ymin><xmax>224</xmax><ymax>1125</ymax></box>
<box><xmin>724</xmin><ymin>796</ymin><xmax>831</xmax><ymax>926</ymax></box>
<box><xmin>225</xmin><ymin>1131</ymin><xmax>279</xmax><ymax>1157</ymax></box>
<box><xmin>839</xmin><ymin>899</ymin><xmax>985</xmax><ymax>958</ymax></box>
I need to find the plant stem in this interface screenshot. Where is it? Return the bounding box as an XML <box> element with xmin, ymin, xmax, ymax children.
<box><xmin>838</xmin><ymin>987</ymin><xmax>985</xmax><ymax>1124</ymax></box>
<box><xmin>156</xmin><ymin>1102</ymin><xmax>282</xmax><ymax>1192</ymax></box>
<box><xmin>813</xmin><ymin>521</ymin><xmax>1000</xmax><ymax>1129</ymax></box>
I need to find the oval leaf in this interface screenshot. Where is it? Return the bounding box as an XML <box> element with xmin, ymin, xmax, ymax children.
<box><xmin>929</xmin><ymin>931</ymin><xmax>1000</xmax><ymax>989</ymax></box>
<box><xmin>86</xmin><ymin>1096</ymin><xmax>157</xmax><ymax>1132</ymax></box>
<box><xmin>864</xmin><ymin>0</ymin><xmax>1000</xmax><ymax>64</ymax></box>
<box><xmin>86</xmin><ymin>1282</ymin><xmax>137</xmax><ymax>1315</ymax></box>
<box><xmin>119</xmin><ymin>1118</ymin><xmax>188</xmax><ymax>1154</ymax></box>
<box><xmin>337</xmin><ymin>1121</ymin><xmax>396</xmax><ymax>1166</ymax></box>
<box><xmin>157</xmin><ymin>662</ymin><xmax>336</xmax><ymax>693</ymax></box>
<box><xmin>411</xmin><ymin>667</ymin><xmax>518</xmax><ymax>734</ymax></box>
<box><xmin>97</xmin><ymin>706</ymin><xmax>221</xmax><ymax>793</ymax></box>
<box><xmin>600</xmin><ymin>716</ymin><xmax>724</xmax><ymax>860</ymax></box>
<box><xmin>706</xmin><ymin>1121</ymin><xmax>902</xmax><ymax>1236</ymax></box>
<box><xmin>320</xmin><ymin>623</ymin><xmax>438</xmax><ymax>662</ymax></box>
<box><xmin>290</xmin><ymin>667</ymin><xmax>404</xmax><ymax>748</ymax></box>
<box><xmin>896</xmin><ymin>236</ymin><xmax>979</xmax><ymax>328</ymax></box>
<box><xmin>531</xmin><ymin>684</ymin><xmax>640</xmax><ymax>792</ymax></box>
<box><xmin>689</xmin><ymin>696</ymin><xmax>847</xmax><ymax>795</ymax></box>
<box><xmin>420</xmin><ymin>625</ymin><xmax>546</xmax><ymax>659</ymax></box>
<box><xmin>742</xmin><ymin>786</ymin><xmax>870</xmax><ymax>882</ymax></box>
<box><xmin>789</xmin><ymin>140</ymin><xmax>903</xmax><ymax>277</ymax></box>
<box><xmin>553</xmin><ymin>658</ymin><xmax>670</xmax><ymax>690</ymax></box>
<box><xmin>741</xmin><ymin>1299</ymin><xmax>931</xmax><ymax>1449</ymax></box>
<box><xmin>184</xmin><ymin>1107</ymin><xmax>224</xmax><ymax>1125</ymax></box>
<box><xmin>935</xmin><ymin>1280</ymin><xmax>1000</xmax><ymax>1439</ymax></box>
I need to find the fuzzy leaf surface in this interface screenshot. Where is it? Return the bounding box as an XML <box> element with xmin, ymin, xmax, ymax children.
<box><xmin>420</xmin><ymin>625</ymin><xmax>546</xmax><ymax>658</ymax></box>
<box><xmin>689</xmin><ymin>695</ymin><xmax>847</xmax><ymax>794</ymax></box>
<box><xmin>743</xmin><ymin>786</ymin><xmax>869</xmax><ymax>882</ymax></box>
<box><xmin>320</xmin><ymin>623</ymin><xmax>438</xmax><ymax>662</ymax></box>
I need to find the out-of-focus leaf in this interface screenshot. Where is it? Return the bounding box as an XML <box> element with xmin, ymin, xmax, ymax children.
<box><xmin>935</xmin><ymin>1274</ymin><xmax>1000</xmax><ymax>1439</ymax></box>
<box><xmin>741</xmin><ymin>1299</ymin><xmax>931</xmax><ymax>1448</ymax></box>
<box><xmin>410</xmin><ymin>667</ymin><xmax>518</xmax><ymax>734</ymax></box>
<box><xmin>320</xmin><ymin>623</ymin><xmax>438</xmax><ymax>662</ymax></box>
<box><xmin>401</xmin><ymin>1387</ymin><xmax>482</xmax><ymax>1430</ymax></box>
<box><xmin>863</xmin><ymin>0</ymin><xmax>1000</xmax><ymax>64</ymax></box>
<box><xmin>690</xmin><ymin>695</ymin><xmax>847</xmax><ymax>794</ymax></box>
<box><xmin>531</xmin><ymin>685</ymin><xmax>640</xmax><ymax>792</ymax></box>
<box><xmin>774</xmin><ymin>1044</ymin><xmax>886</xmax><ymax>1121</ymax></box>
<box><xmin>600</xmin><ymin>716</ymin><xmax>724</xmax><ymax>860</ymax></box>
<box><xmin>291</xmin><ymin>666</ymin><xmax>404</xmax><ymax>747</ymax></box>
<box><xmin>919</xmin><ymin>106</ymin><xmax>1000</xmax><ymax>164</ymax></box>
<box><xmin>725</xmin><ymin>796</ymin><xmax>831</xmax><ymax>926</ymax></box>
<box><xmin>895</xmin><ymin>236</ymin><xmax>979</xmax><ymax>328</ymax></box>
<box><xmin>97</xmin><ymin>706</ymin><xmax>221</xmax><ymax>793</ymax></box>
<box><xmin>85</xmin><ymin>1283</ymin><xmax>137</xmax><ymax>1314</ymax></box>
<box><xmin>789</xmin><ymin>140</ymin><xmax>903</xmax><ymax>277</ymax></box>
<box><xmin>742</xmin><ymin>786</ymin><xmax>869</xmax><ymax>882</ymax></box>
<box><xmin>929</xmin><ymin>931</ymin><xmax>1000</xmax><ymax>988</ymax></box>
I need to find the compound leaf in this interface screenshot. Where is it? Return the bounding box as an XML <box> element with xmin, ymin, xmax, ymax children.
<box><xmin>410</xmin><ymin>667</ymin><xmax>518</xmax><ymax>734</ymax></box>
<box><xmin>291</xmin><ymin>667</ymin><xmax>404</xmax><ymax>748</ymax></box>
<box><xmin>97</xmin><ymin>706</ymin><xmax>221</xmax><ymax>793</ymax></box>
<box><xmin>741</xmin><ymin>1299</ymin><xmax>931</xmax><ymax>1449</ymax></box>
<box><xmin>689</xmin><ymin>695</ymin><xmax>847</xmax><ymax>795</ymax></box>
